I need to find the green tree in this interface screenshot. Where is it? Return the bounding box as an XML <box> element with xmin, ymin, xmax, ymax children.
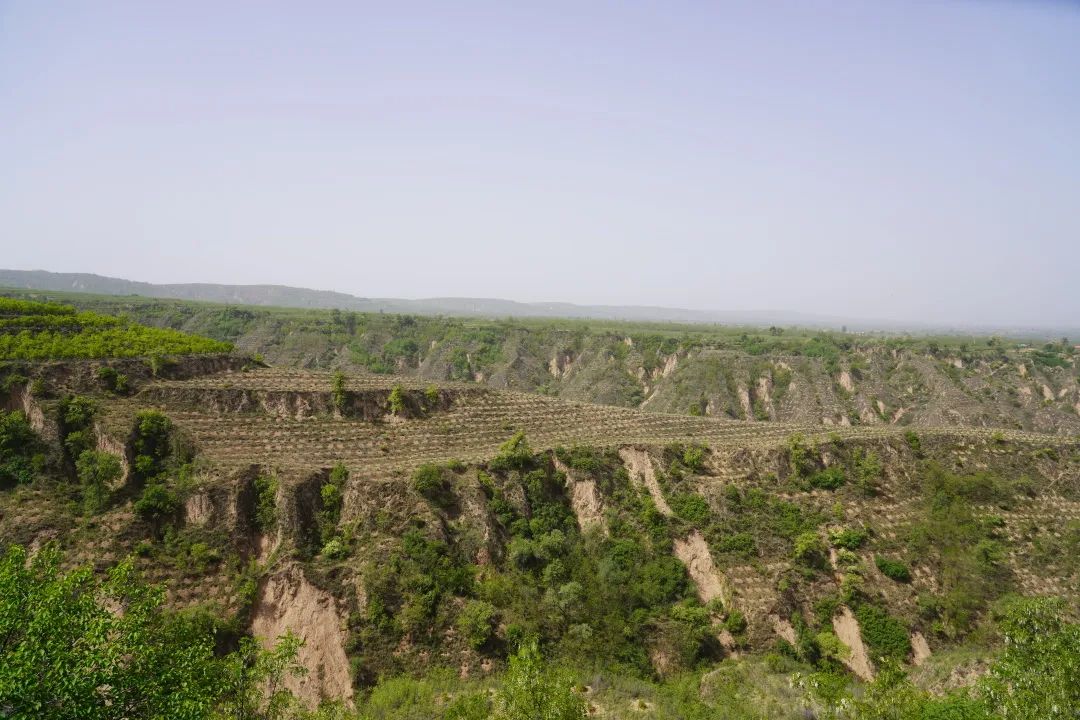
<box><xmin>0</xmin><ymin>544</ymin><xmax>301</xmax><ymax>720</ymax></box>
<box><xmin>0</xmin><ymin>410</ymin><xmax>40</xmax><ymax>487</ymax></box>
<box><xmin>494</xmin><ymin>640</ymin><xmax>586</xmax><ymax>720</ymax></box>
<box><xmin>387</xmin><ymin>384</ymin><xmax>405</xmax><ymax>415</ymax></box>
<box><xmin>75</xmin><ymin>450</ymin><xmax>123</xmax><ymax>515</ymax></box>
<box><xmin>980</xmin><ymin>597</ymin><xmax>1080</xmax><ymax>719</ymax></box>
<box><xmin>331</xmin><ymin>371</ymin><xmax>347</xmax><ymax>412</ymax></box>
<box><xmin>457</xmin><ymin>600</ymin><xmax>497</xmax><ymax>650</ymax></box>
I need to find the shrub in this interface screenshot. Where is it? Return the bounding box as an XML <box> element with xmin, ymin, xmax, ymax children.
<box><xmin>0</xmin><ymin>410</ymin><xmax>40</xmax><ymax>486</ymax></box>
<box><xmin>490</xmin><ymin>431</ymin><xmax>533</xmax><ymax>472</ymax></box>
<box><xmin>495</xmin><ymin>640</ymin><xmax>587</xmax><ymax>720</ymax></box>
<box><xmin>457</xmin><ymin>600</ymin><xmax>497</xmax><ymax>650</ymax></box>
<box><xmin>851</xmin><ymin>449</ymin><xmax>882</xmax><ymax>495</ymax></box>
<box><xmin>331</xmin><ymin>371</ymin><xmax>347</xmax><ymax>411</ymax></box>
<box><xmin>793</xmin><ymin>531</ymin><xmax>827</xmax><ymax>568</ymax></box>
<box><xmin>681</xmin><ymin>445</ymin><xmax>706</xmax><ymax>473</ymax></box>
<box><xmin>715</xmin><ymin>532</ymin><xmax>756</xmax><ymax>558</ymax></box>
<box><xmin>412</xmin><ymin>463</ymin><xmax>452</xmax><ymax>505</ymax></box>
<box><xmin>787</xmin><ymin>434</ymin><xmax>810</xmax><ymax>477</ymax></box>
<box><xmin>669</xmin><ymin>493</ymin><xmax>710</xmax><ymax>524</ymax></box>
<box><xmin>96</xmin><ymin>366</ymin><xmax>129</xmax><ymax>394</ymax></box>
<box><xmin>321</xmin><ymin>537</ymin><xmax>347</xmax><ymax>560</ymax></box>
<box><xmin>556</xmin><ymin>446</ymin><xmax>607</xmax><ymax>474</ymax></box>
<box><xmin>830</xmin><ymin>526</ymin><xmax>868</xmax><ymax>550</ymax></box>
<box><xmin>0</xmin><ymin>544</ymin><xmax>300</xmax><ymax>718</ymax></box>
<box><xmin>388</xmin><ymin>384</ymin><xmax>406</xmax><ymax>415</ymax></box>
<box><xmin>132</xmin><ymin>410</ymin><xmax>171</xmax><ymax>482</ymax></box>
<box><xmin>808</xmin><ymin>467</ymin><xmax>846</xmax><ymax>490</ymax></box>
<box><xmin>981</xmin><ymin>597</ymin><xmax>1080</xmax><ymax>718</ymax></box>
<box><xmin>133</xmin><ymin>482</ymin><xmax>179</xmax><ymax>523</ymax></box>
<box><xmin>855</xmin><ymin>604</ymin><xmax>910</xmax><ymax>663</ymax></box>
<box><xmin>423</xmin><ymin>384</ymin><xmax>440</xmax><ymax>405</ymax></box>
<box><xmin>253</xmin><ymin>473</ymin><xmax>278</xmax><ymax>531</ymax></box>
<box><xmin>875</xmin><ymin>555</ymin><xmax>912</xmax><ymax>583</ymax></box>
<box><xmin>634</xmin><ymin>557</ymin><xmax>689</xmax><ymax>606</ymax></box>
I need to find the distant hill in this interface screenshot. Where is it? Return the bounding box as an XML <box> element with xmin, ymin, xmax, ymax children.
<box><xmin>0</xmin><ymin>269</ymin><xmax>852</xmax><ymax>327</ymax></box>
<box><xmin>1</xmin><ymin>269</ymin><xmax>1074</xmax><ymax>337</ymax></box>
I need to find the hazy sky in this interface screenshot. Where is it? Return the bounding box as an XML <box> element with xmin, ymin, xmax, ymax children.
<box><xmin>1</xmin><ymin>1</ymin><xmax>1078</xmax><ymax>326</ymax></box>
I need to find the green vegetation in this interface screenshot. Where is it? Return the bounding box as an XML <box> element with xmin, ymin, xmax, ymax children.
<box><xmin>318</xmin><ymin>463</ymin><xmax>348</xmax><ymax>551</ymax></box>
<box><xmin>411</xmin><ymin>463</ymin><xmax>454</xmax><ymax>506</ymax></box>
<box><xmin>254</xmin><ymin>472</ymin><xmax>279</xmax><ymax>531</ymax></box>
<box><xmin>875</xmin><ymin>555</ymin><xmax>912</xmax><ymax>583</ymax></box>
<box><xmin>830</xmin><ymin>526</ymin><xmax>868</xmax><ymax>550</ymax></box>
<box><xmin>0</xmin><ymin>543</ymin><xmax>301</xmax><ymax>720</ymax></box>
<box><xmin>75</xmin><ymin>450</ymin><xmax>122</xmax><ymax>515</ymax></box>
<box><xmin>332</xmin><ymin>371</ymin><xmax>348</xmax><ymax>412</ymax></box>
<box><xmin>388</xmin><ymin>384</ymin><xmax>406</xmax><ymax>415</ymax></box>
<box><xmin>807</xmin><ymin>466</ymin><xmax>846</xmax><ymax>490</ymax></box>
<box><xmin>457</xmin><ymin>600</ymin><xmax>497</xmax><ymax>650</ymax></box>
<box><xmin>494</xmin><ymin>640</ymin><xmax>586</xmax><ymax>720</ymax></box>
<box><xmin>0</xmin><ymin>409</ymin><xmax>41</xmax><ymax>487</ymax></box>
<box><xmin>854</xmin><ymin>603</ymin><xmax>910</xmax><ymax>663</ymax></box>
<box><xmin>905</xmin><ymin>464</ymin><xmax>1016</xmax><ymax>637</ymax></box>
<box><xmin>6</xmin><ymin>288</ymin><xmax>1074</xmax><ymax>434</ymax></box>
<box><xmin>0</xmin><ymin>297</ymin><xmax>231</xmax><ymax>360</ymax></box>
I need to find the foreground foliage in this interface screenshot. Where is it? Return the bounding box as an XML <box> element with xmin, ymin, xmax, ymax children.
<box><xmin>0</xmin><ymin>544</ymin><xmax>300</xmax><ymax>720</ymax></box>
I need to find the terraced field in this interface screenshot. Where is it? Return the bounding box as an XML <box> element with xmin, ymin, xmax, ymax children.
<box><xmin>125</xmin><ymin>368</ymin><xmax>1076</xmax><ymax>477</ymax></box>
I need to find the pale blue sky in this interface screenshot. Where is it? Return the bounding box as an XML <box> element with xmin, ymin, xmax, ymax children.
<box><xmin>1</xmin><ymin>1</ymin><xmax>1078</xmax><ymax>326</ymax></box>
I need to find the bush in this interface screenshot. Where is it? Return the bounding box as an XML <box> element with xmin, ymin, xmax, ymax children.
<box><xmin>634</xmin><ymin>557</ymin><xmax>688</xmax><ymax>606</ymax></box>
<box><xmin>830</xmin><ymin>526</ymin><xmax>868</xmax><ymax>550</ymax></box>
<box><xmin>875</xmin><ymin>555</ymin><xmax>911</xmax><ymax>583</ymax></box>
<box><xmin>133</xmin><ymin>482</ymin><xmax>179</xmax><ymax>523</ymax></box>
<box><xmin>0</xmin><ymin>543</ymin><xmax>299</xmax><ymax>718</ymax></box>
<box><xmin>331</xmin><ymin>371</ymin><xmax>347</xmax><ymax>411</ymax></box>
<box><xmin>412</xmin><ymin>463</ymin><xmax>452</xmax><ymax>505</ymax></box>
<box><xmin>0</xmin><ymin>410</ymin><xmax>40</xmax><ymax>486</ymax></box>
<box><xmin>855</xmin><ymin>603</ymin><xmax>910</xmax><ymax>662</ymax></box>
<box><xmin>132</xmin><ymin>410</ymin><xmax>171</xmax><ymax>482</ymax></box>
<box><xmin>495</xmin><ymin>640</ymin><xmax>586</xmax><ymax>720</ymax></box>
<box><xmin>808</xmin><ymin>467</ymin><xmax>846</xmax><ymax>490</ymax></box>
<box><xmin>253</xmin><ymin>473</ymin><xmax>278</xmax><ymax>531</ymax></box>
<box><xmin>388</xmin><ymin>384</ymin><xmax>406</xmax><ymax>415</ymax></box>
<box><xmin>96</xmin><ymin>366</ymin><xmax>129</xmax><ymax>394</ymax></box>
<box><xmin>457</xmin><ymin>600</ymin><xmax>497</xmax><ymax>650</ymax></box>
<box><xmin>981</xmin><ymin>597</ymin><xmax>1080</xmax><ymax>718</ymax></box>
<box><xmin>669</xmin><ymin>493</ymin><xmax>710</xmax><ymax>524</ymax></box>
<box><xmin>490</xmin><ymin>431</ymin><xmax>533</xmax><ymax>472</ymax></box>
<box><xmin>681</xmin><ymin>445</ymin><xmax>706</xmax><ymax>473</ymax></box>
<box><xmin>793</xmin><ymin>531</ymin><xmax>827</xmax><ymax>568</ymax></box>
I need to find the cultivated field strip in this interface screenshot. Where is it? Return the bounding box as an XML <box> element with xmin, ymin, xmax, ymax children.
<box><xmin>138</xmin><ymin>369</ymin><xmax>1078</xmax><ymax>475</ymax></box>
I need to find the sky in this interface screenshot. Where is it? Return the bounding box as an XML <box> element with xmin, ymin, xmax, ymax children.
<box><xmin>1</xmin><ymin>1</ymin><xmax>1078</xmax><ymax>327</ymax></box>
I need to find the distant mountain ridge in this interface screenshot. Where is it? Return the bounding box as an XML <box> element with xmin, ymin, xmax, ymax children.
<box><xmin>0</xmin><ymin>269</ymin><xmax>849</xmax><ymax>327</ymax></box>
<box><xmin>0</xmin><ymin>268</ymin><xmax>1072</xmax><ymax>337</ymax></box>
